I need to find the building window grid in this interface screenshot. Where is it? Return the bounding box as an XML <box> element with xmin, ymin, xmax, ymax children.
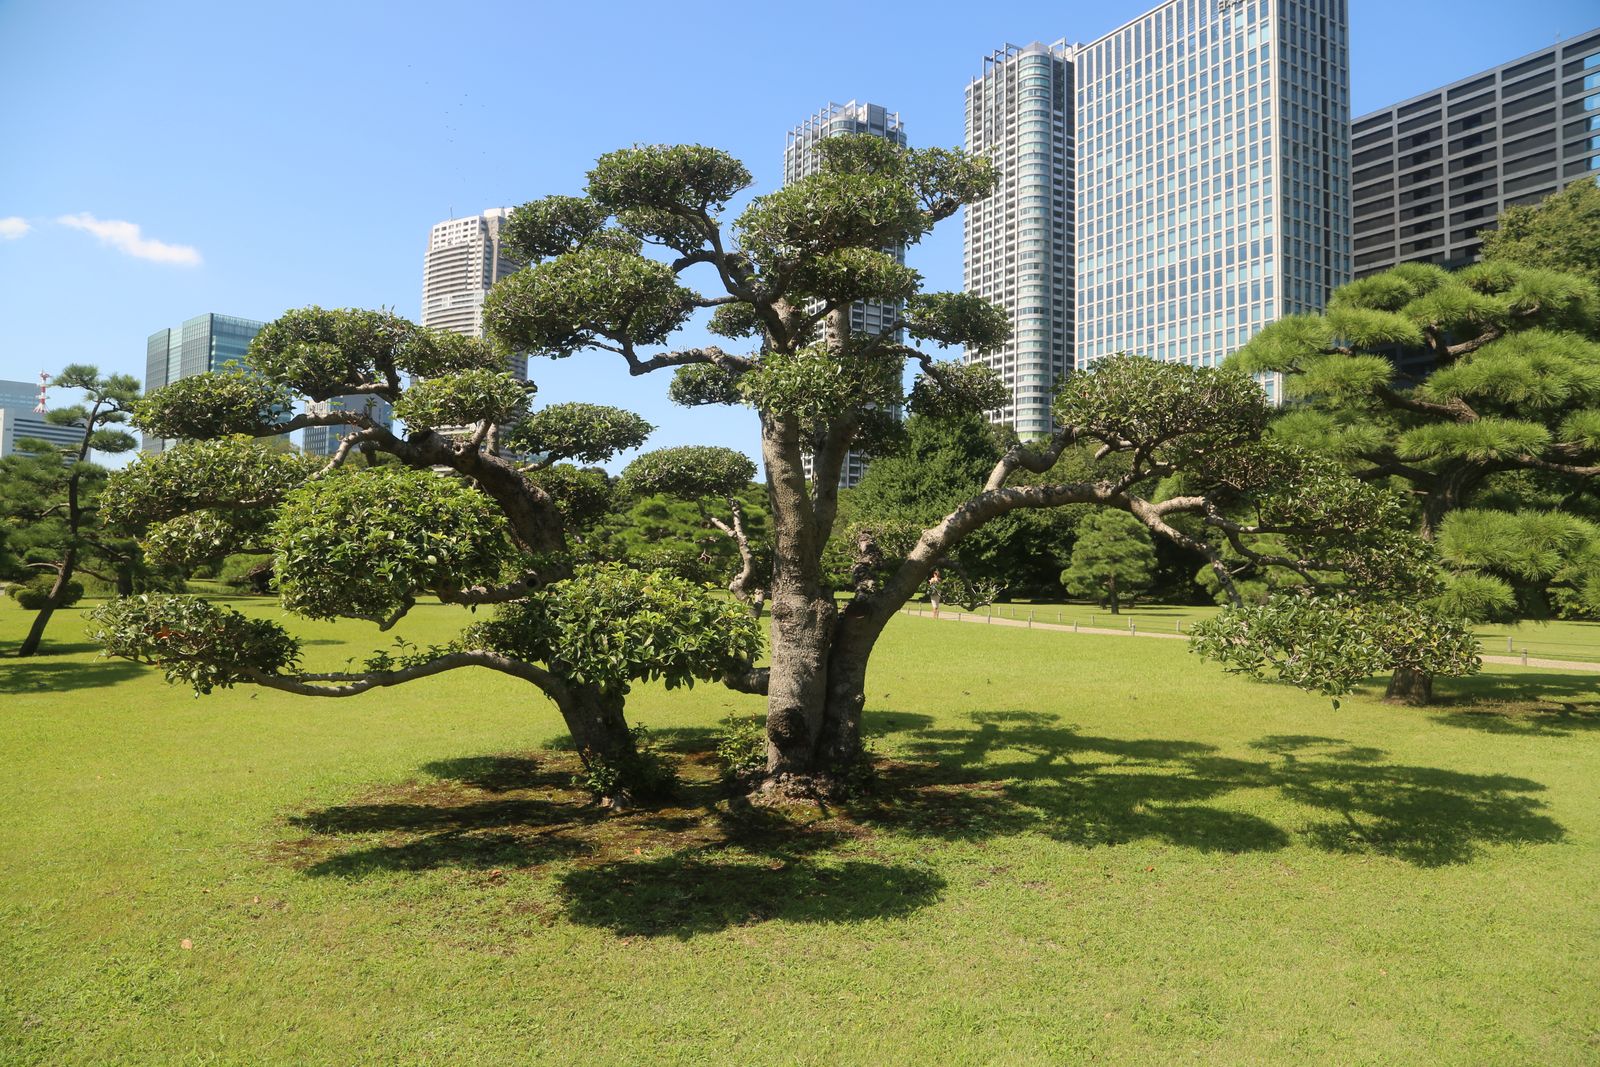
<box><xmin>1350</xmin><ymin>33</ymin><xmax>1600</xmax><ymax>276</ymax></box>
<box><xmin>1076</xmin><ymin>0</ymin><xmax>1349</xmax><ymax>368</ymax></box>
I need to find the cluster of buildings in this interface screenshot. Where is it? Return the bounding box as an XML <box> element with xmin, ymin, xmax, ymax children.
<box><xmin>9</xmin><ymin>5</ymin><xmax>1595</xmax><ymax>478</ymax></box>
<box><xmin>790</xmin><ymin>5</ymin><xmax>1598</xmax><ymax>482</ymax></box>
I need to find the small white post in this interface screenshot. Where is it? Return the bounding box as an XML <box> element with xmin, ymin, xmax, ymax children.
<box><xmin>1073</xmin><ymin>620</ymin><xmax>1078</xmax><ymax>633</ymax></box>
<box><xmin>1028</xmin><ymin>610</ymin><xmax>1034</xmax><ymax>628</ymax></box>
<box><xmin>1129</xmin><ymin>619</ymin><xmax>1136</xmax><ymax>634</ymax></box>
<box><xmin>1176</xmin><ymin>619</ymin><xmax>1182</xmax><ymax>634</ymax></box>
<box><xmin>1506</xmin><ymin>636</ymin><xmax>1513</xmax><ymax>653</ymax></box>
<box><xmin>1522</xmin><ymin>649</ymin><xmax>1529</xmax><ymax>666</ymax></box>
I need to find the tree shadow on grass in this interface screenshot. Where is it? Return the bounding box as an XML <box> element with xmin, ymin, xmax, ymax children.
<box><xmin>1428</xmin><ymin>673</ymin><xmax>1600</xmax><ymax>737</ymax></box>
<box><xmin>278</xmin><ymin>708</ymin><xmax>1564</xmax><ymax>936</ymax></box>
<box><xmin>559</xmin><ymin>853</ymin><xmax>943</xmax><ymax>938</ymax></box>
<box><xmin>852</xmin><ymin>713</ymin><xmax>1562</xmax><ymax>867</ymax></box>
<box><xmin>280</xmin><ymin>748</ymin><xmax>945</xmax><ymax>936</ymax></box>
<box><xmin>0</xmin><ymin>657</ymin><xmax>146</xmax><ymax>693</ymax></box>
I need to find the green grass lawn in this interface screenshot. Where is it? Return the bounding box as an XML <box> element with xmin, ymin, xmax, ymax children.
<box><xmin>911</xmin><ymin>598</ymin><xmax>1600</xmax><ymax>663</ymax></box>
<box><xmin>3</xmin><ymin>595</ymin><xmax>1599</xmax><ymax>1064</ymax></box>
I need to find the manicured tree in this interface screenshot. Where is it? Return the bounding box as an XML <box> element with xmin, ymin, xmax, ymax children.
<box><xmin>592</xmin><ymin>482</ymin><xmax>768</xmax><ymax>588</ymax></box>
<box><xmin>1</xmin><ymin>365</ymin><xmax>140</xmax><ymax>657</ymax></box>
<box><xmin>94</xmin><ymin>316</ymin><xmax>760</xmax><ymax>805</ymax></box>
<box><xmin>479</xmin><ymin>136</ymin><xmax>1466</xmax><ymax>792</ymax></box>
<box><xmin>1434</xmin><ymin>508</ymin><xmax>1600</xmax><ymax>622</ymax></box>
<box><xmin>1231</xmin><ymin>260</ymin><xmax>1600</xmax><ymax>700</ymax></box>
<box><xmin>1481</xmin><ymin>177</ymin><xmax>1600</xmax><ymax>289</ymax></box>
<box><xmin>839</xmin><ymin>411</ymin><xmax>1076</xmax><ymax>599</ymax></box>
<box><xmin>1060</xmin><ymin>510</ymin><xmax>1156</xmax><ymax>614</ymax></box>
<box><xmin>618</xmin><ymin>445</ymin><xmax>768</xmax><ymax>617</ymax></box>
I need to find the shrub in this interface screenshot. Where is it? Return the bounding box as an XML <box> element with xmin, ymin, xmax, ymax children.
<box><xmin>7</xmin><ymin>575</ymin><xmax>84</xmax><ymax>611</ymax></box>
<box><xmin>713</xmin><ymin>715</ymin><xmax>767</xmax><ymax>781</ymax></box>
<box><xmin>571</xmin><ymin>725</ymin><xmax>679</xmax><ymax>802</ymax></box>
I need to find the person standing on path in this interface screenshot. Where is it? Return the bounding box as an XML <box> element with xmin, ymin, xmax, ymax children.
<box><xmin>928</xmin><ymin>569</ymin><xmax>942</xmax><ymax>619</ymax></box>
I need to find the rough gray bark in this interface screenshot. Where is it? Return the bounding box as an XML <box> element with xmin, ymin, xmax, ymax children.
<box><xmin>758</xmin><ymin>411</ymin><xmax>838</xmax><ymax>781</ymax></box>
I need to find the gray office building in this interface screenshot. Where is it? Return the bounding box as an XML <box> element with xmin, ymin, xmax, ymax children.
<box><xmin>1350</xmin><ymin>28</ymin><xmax>1600</xmax><ymax>277</ymax></box>
<box><xmin>0</xmin><ymin>378</ymin><xmax>83</xmax><ymax>458</ymax></box>
<box><xmin>1074</xmin><ymin>0</ymin><xmax>1351</xmax><ymax>395</ymax></box>
<box><xmin>143</xmin><ymin>313</ymin><xmax>266</xmax><ymax>452</ymax></box>
<box><xmin>786</xmin><ymin>100</ymin><xmax>907</xmax><ymax>487</ymax></box>
<box><xmin>964</xmin><ymin>41</ymin><xmax>1075</xmax><ymax>439</ymax></box>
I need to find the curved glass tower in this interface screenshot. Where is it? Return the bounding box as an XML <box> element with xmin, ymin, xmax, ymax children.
<box><xmin>963</xmin><ymin>41</ymin><xmax>1075</xmax><ymax>439</ymax></box>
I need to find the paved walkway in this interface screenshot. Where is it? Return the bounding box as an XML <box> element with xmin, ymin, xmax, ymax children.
<box><xmin>902</xmin><ymin>607</ymin><xmax>1600</xmax><ymax>674</ymax></box>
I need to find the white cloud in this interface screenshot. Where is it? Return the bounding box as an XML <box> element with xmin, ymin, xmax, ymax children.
<box><xmin>56</xmin><ymin>212</ymin><xmax>202</xmax><ymax>266</ymax></box>
<box><xmin>0</xmin><ymin>217</ymin><xmax>29</xmax><ymax>240</ymax></box>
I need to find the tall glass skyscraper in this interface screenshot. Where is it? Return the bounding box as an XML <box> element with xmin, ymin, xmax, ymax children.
<box><xmin>963</xmin><ymin>42</ymin><xmax>1075</xmax><ymax>438</ymax></box>
<box><xmin>1074</xmin><ymin>0</ymin><xmax>1351</xmax><ymax>390</ymax></box>
<box><xmin>785</xmin><ymin>100</ymin><xmax>907</xmax><ymax>487</ymax></box>
<box><xmin>143</xmin><ymin>313</ymin><xmax>266</xmax><ymax>453</ymax></box>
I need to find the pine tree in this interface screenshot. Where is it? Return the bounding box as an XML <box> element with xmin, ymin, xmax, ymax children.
<box><xmin>1060</xmin><ymin>510</ymin><xmax>1156</xmax><ymax>614</ymax></box>
<box><xmin>1232</xmin><ymin>260</ymin><xmax>1600</xmax><ymax>702</ymax></box>
<box><xmin>1</xmin><ymin>365</ymin><xmax>140</xmax><ymax>656</ymax></box>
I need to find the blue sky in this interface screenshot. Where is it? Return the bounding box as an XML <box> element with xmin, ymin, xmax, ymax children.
<box><xmin>1</xmin><ymin>0</ymin><xmax>1595</xmax><ymax>466</ymax></box>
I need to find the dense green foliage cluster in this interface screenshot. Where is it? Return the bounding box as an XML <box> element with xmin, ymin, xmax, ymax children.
<box><xmin>1481</xmin><ymin>176</ymin><xmax>1600</xmax><ymax>289</ymax></box>
<box><xmin>88</xmin><ymin>593</ymin><xmax>302</xmax><ymax>693</ymax></box>
<box><xmin>466</xmin><ymin>563</ymin><xmax>763</xmax><ymax>692</ymax></box>
<box><xmin>391</xmin><ymin>370</ymin><xmax>531</xmax><ymax>432</ymax></box>
<box><xmin>1189</xmin><ymin>595</ymin><xmax>1481</xmax><ymax>699</ymax></box>
<box><xmin>273</xmin><ymin>467</ymin><xmax>516</xmax><ymax>623</ymax></box>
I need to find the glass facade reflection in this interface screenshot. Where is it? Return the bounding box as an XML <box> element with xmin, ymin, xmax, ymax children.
<box><xmin>1075</xmin><ymin>0</ymin><xmax>1352</xmax><ymax>389</ymax></box>
<box><xmin>142</xmin><ymin>313</ymin><xmax>266</xmax><ymax>452</ymax></box>
<box><xmin>964</xmin><ymin>42</ymin><xmax>1075</xmax><ymax>439</ymax></box>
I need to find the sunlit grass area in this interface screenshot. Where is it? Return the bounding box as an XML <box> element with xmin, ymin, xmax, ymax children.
<box><xmin>3</xmin><ymin>595</ymin><xmax>1599</xmax><ymax>1064</ymax></box>
<box><xmin>907</xmin><ymin>597</ymin><xmax>1600</xmax><ymax>663</ymax></box>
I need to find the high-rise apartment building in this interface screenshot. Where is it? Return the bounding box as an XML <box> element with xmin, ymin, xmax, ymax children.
<box><xmin>1075</xmin><ymin>0</ymin><xmax>1351</xmax><ymax>391</ymax></box>
<box><xmin>1350</xmin><ymin>27</ymin><xmax>1600</xmax><ymax>277</ymax></box>
<box><xmin>786</xmin><ymin>100</ymin><xmax>907</xmax><ymax>487</ymax></box>
<box><xmin>421</xmin><ymin>209</ymin><xmax>527</xmax><ymax>376</ymax></box>
<box><xmin>143</xmin><ymin>313</ymin><xmax>266</xmax><ymax>452</ymax></box>
<box><xmin>302</xmin><ymin>395</ymin><xmax>395</xmax><ymax>457</ymax></box>
<box><xmin>963</xmin><ymin>42</ymin><xmax>1075</xmax><ymax>438</ymax></box>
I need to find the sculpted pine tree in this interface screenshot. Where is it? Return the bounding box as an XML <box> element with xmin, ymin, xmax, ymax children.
<box><xmin>480</xmin><ymin>137</ymin><xmax>1472</xmax><ymax>791</ymax></box>
<box><xmin>94</xmin><ymin>136</ymin><xmax>1481</xmax><ymax>805</ymax></box>
<box><xmin>1060</xmin><ymin>510</ymin><xmax>1156</xmax><ymax>614</ymax></box>
<box><xmin>1231</xmin><ymin>260</ymin><xmax>1600</xmax><ymax>702</ymax></box>
<box><xmin>94</xmin><ymin>323</ymin><xmax>759</xmax><ymax>805</ymax></box>
<box><xmin>2</xmin><ymin>365</ymin><xmax>141</xmax><ymax>657</ymax></box>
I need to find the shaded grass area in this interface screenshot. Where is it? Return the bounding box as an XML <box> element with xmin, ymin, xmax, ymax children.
<box><xmin>3</xmin><ymin>596</ymin><xmax>1599</xmax><ymax>1064</ymax></box>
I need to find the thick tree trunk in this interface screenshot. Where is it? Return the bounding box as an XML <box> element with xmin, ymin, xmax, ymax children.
<box><xmin>1385</xmin><ymin>666</ymin><xmax>1433</xmax><ymax>706</ymax></box>
<box><xmin>555</xmin><ymin>682</ymin><xmax>645</xmax><ymax>806</ymax></box>
<box><xmin>16</xmin><ymin>551</ymin><xmax>76</xmax><ymax>658</ymax></box>
<box><xmin>764</xmin><ymin>589</ymin><xmax>837</xmax><ymax>778</ymax></box>
<box><xmin>815</xmin><ymin>615</ymin><xmax>879</xmax><ymax>773</ymax></box>
<box><xmin>1108</xmin><ymin>575</ymin><xmax>1120</xmax><ymax>615</ymax></box>
<box><xmin>758</xmin><ymin>410</ymin><xmax>839</xmax><ymax>786</ymax></box>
